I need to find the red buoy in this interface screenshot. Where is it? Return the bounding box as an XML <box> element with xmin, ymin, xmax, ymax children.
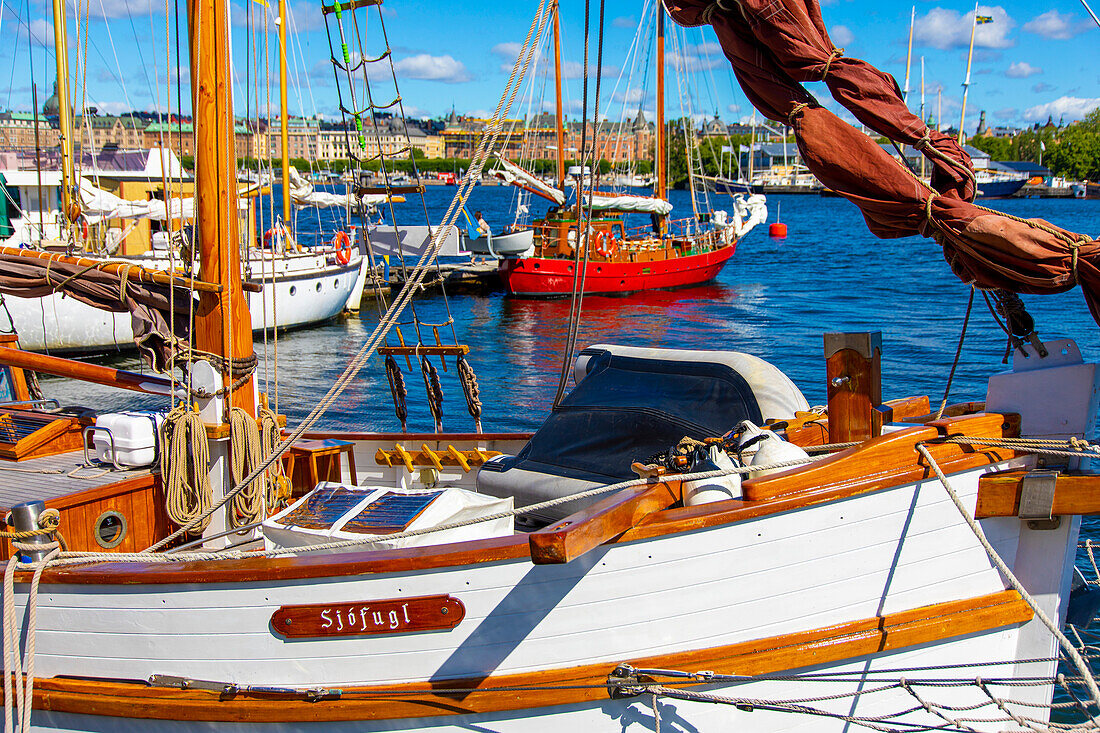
<box><xmin>769</xmin><ymin>222</ymin><xmax>788</xmax><ymax>238</ymax></box>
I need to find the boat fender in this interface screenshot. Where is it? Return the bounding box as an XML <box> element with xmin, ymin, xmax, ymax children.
<box><xmin>683</xmin><ymin>445</ymin><xmax>742</xmax><ymax>506</ymax></box>
<box><xmin>332</xmin><ymin>231</ymin><xmax>353</xmax><ymax>264</ymax></box>
<box><xmin>738</xmin><ymin>421</ymin><xmax>810</xmax><ymax>480</ymax></box>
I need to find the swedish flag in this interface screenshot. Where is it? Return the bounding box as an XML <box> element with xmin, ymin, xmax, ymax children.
<box><xmin>976</xmin><ymin>15</ymin><xmax>994</xmax><ymax>24</ymax></box>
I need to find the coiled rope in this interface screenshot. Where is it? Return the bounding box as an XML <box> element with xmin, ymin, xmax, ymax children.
<box><xmin>159</xmin><ymin>406</ymin><xmax>212</xmax><ymax>534</ymax></box>
<box><xmin>227</xmin><ymin>406</ymin><xmax>265</xmax><ymax>529</ymax></box>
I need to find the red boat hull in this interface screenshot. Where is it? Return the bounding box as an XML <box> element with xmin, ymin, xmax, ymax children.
<box><xmin>500</xmin><ymin>245</ymin><xmax>736</xmax><ymax>297</ymax></box>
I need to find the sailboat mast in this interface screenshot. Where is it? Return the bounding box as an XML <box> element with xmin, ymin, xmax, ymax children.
<box><xmin>552</xmin><ymin>0</ymin><xmax>566</xmax><ymax>191</ymax></box>
<box><xmin>958</xmin><ymin>0</ymin><xmax>978</xmax><ymax>144</ymax></box>
<box><xmin>50</xmin><ymin>0</ymin><xmax>74</xmax><ymax>226</ymax></box>
<box><xmin>189</xmin><ymin>0</ymin><xmax>255</xmax><ymax>417</ymax></box>
<box><xmin>279</xmin><ymin>0</ymin><xmax>292</xmax><ymax>226</ymax></box>
<box><xmin>902</xmin><ymin>6</ymin><xmax>914</xmax><ymax>106</ymax></box>
<box><xmin>654</xmin><ymin>0</ymin><xmax>666</xmax><ymax>208</ymax></box>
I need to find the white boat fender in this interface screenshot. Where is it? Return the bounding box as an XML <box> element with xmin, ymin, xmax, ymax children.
<box><xmin>737</xmin><ymin>420</ymin><xmax>810</xmax><ymax>480</ymax></box>
<box><xmin>683</xmin><ymin>445</ymin><xmax>743</xmax><ymax>506</ymax></box>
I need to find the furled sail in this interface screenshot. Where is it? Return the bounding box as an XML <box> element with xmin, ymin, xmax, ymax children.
<box><xmin>491</xmin><ymin>158</ymin><xmax>567</xmax><ymax>206</ymax></box>
<box><xmin>666</xmin><ymin>0</ymin><xmax>1100</xmax><ymax>324</ymax></box>
<box><xmin>584</xmin><ymin>193</ymin><xmax>674</xmax><ymax>215</ymax></box>
<box><xmin>288</xmin><ymin>167</ymin><xmax>388</xmax><ymax>210</ymax></box>
<box><xmin>78</xmin><ymin>179</ymin><xmax>254</xmax><ymax>223</ymax></box>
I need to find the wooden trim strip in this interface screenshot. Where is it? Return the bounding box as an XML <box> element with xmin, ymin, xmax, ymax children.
<box><xmin>31</xmin><ymin>590</ymin><xmax>1032</xmax><ymax>723</ymax></box>
<box><xmin>976</xmin><ymin>470</ymin><xmax>1100</xmax><ymax>518</ymax></box>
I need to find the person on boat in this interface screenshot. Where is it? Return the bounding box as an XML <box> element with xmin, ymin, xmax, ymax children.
<box><xmin>475</xmin><ymin>211</ymin><xmax>492</xmax><ymax>239</ymax></box>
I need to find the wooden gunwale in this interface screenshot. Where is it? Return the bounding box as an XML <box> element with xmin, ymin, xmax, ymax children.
<box><xmin>30</xmin><ymin>590</ymin><xmax>1032</xmax><ymax>722</ymax></box>
<box><xmin>28</xmin><ymin>415</ymin><xmax>1022</xmax><ymax>585</ymax></box>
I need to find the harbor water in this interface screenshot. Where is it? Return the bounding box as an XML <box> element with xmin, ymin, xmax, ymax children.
<box><xmin>44</xmin><ymin>185</ymin><xmax>1100</xmax><ymax>437</ymax></box>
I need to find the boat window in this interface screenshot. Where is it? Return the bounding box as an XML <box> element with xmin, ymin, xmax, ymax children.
<box><xmin>0</xmin><ymin>369</ymin><xmax>14</xmax><ymax>403</ymax></box>
<box><xmin>94</xmin><ymin>510</ymin><xmax>127</xmax><ymax>549</ymax></box>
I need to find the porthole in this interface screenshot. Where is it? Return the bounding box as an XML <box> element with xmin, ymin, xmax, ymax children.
<box><xmin>289</xmin><ymin>285</ymin><xmax>297</xmax><ymax>296</ymax></box>
<box><xmin>316</xmin><ymin>282</ymin><xmax>322</xmax><ymax>292</ymax></box>
<box><xmin>94</xmin><ymin>510</ymin><xmax>127</xmax><ymax>549</ymax></box>
<box><xmin>334</xmin><ymin>279</ymin><xmax>340</xmax><ymax>288</ymax></box>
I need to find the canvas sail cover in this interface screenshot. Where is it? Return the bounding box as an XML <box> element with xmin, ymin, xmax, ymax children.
<box><xmin>78</xmin><ymin>179</ymin><xmax>254</xmax><ymax>223</ymax></box>
<box><xmin>666</xmin><ymin>0</ymin><xmax>1100</xmax><ymax>324</ymax></box>
<box><xmin>492</xmin><ymin>158</ymin><xmax>567</xmax><ymax>206</ymax></box>
<box><xmin>288</xmin><ymin>167</ymin><xmax>388</xmax><ymax>210</ymax></box>
<box><xmin>584</xmin><ymin>193</ymin><xmax>674</xmax><ymax>215</ymax></box>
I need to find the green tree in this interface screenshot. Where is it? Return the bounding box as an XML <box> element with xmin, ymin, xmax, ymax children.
<box><xmin>1046</xmin><ymin>110</ymin><xmax>1100</xmax><ymax>180</ymax></box>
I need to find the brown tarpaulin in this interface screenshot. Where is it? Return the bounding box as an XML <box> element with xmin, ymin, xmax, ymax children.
<box><xmin>666</xmin><ymin>0</ymin><xmax>1100</xmax><ymax>324</ymax></box>
<box><xmin>0</xmin><ymin>254</ymin><xmax>192</xmax><ymax>370</ymax></box>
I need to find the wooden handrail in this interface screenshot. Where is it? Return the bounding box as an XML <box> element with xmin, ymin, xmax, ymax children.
<box><xmin>976</xmin><ymin>470</ymin><xmax>1100</xmax><ymax>518</ymax></box>
<box><xmin>528</xmin><ymin>479</ymin><xmax>682</xmax><ymax>564</ymax></box>
<box><xmin>0</xmin><ymin>245</ymin><xmax>220</xmax><ymax>293</ymax></box>
<box><xmin>0</xmin><ymin>346</ymin><xmax>173</xmax><ymax>396</ymax></box>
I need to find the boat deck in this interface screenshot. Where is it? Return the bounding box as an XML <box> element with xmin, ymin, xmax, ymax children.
<box><xmin>0</xmin><ymin>451</ymin><xmax>151</xmax><ymax>510</ymax></box>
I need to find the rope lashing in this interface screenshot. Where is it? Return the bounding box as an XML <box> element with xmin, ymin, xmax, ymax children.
<box><xmin>820</xmin><ymin>47</ymin><xmax>843</xmax><ymax>80</ymax></box>
<box><xmin>384</xmin><ymin>354</ymin><xmax>408</xmax><ymax>432</ymax></box>
<box><xmin>421</xmin><ymin>356</ymin><xmax>443</xmax><ymax>432</ymax></box>
<box><xmin>787</xmin><ymin>102</ymin><xmax>811</xmax><ymax>127</ymax></box>
<box><xmin>159</xmin><ymin>406</ymin><xmax>212</xmax><ymax>534</ymax></box>
<box><xmin>456</xmin><ymin>355</ymin><xmax>483</xmax><ymax>432</ymax></box>
<box><xmin>699</xmin><ymin>0</ymin><xmax>744</xmax><ymax>24</ymax></box>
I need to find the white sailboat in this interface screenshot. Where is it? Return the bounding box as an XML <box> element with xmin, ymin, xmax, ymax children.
<box><xmin>0</xmin><ymin>1</ymin><xmax>1099</xmax><ymax>732</ymax></box>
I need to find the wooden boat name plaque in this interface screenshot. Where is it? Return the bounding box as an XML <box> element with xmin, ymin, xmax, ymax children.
<box><xmin>271</xmin><ymin>595</ymin><xmax>465</xmax><ymax>638</ymax></box>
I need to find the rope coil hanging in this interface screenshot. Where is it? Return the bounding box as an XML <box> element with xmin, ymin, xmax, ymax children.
<box><xmin>421</xmin><ymin>356</ymin><xmax>443</xmax><ymax>432</ymax></box>
<box><xmin>159</xmin><ymin>406</ymin><xmax>212</xmax><ymax>534</ymax></box>
<box><xmin>384</xmin><ymin>354</ymin><xmax>408</xmax><ymax>432</ymax></box>
<box><xmin>456</xmin><ymin>355</ymin><xmax>483</xmax><ymax>433</ymax></box>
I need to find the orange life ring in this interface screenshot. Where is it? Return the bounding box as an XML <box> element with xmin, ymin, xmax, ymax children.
<box><xmin>262</xmin><ymin>228</ymin><xmax>276</xmax><ymax>248</ymax></box>
<box><xmin>332</xmin><ymin>231</ymin><xmax>353</xmax><ymax>265</ymax></box>
<box><xmin>594</xmin><ymin>230</ymin><xmax>617</xmax><ymax>258</ymax></box>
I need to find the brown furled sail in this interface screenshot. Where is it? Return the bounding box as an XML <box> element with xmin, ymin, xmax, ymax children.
<box><xmin>0</xmin><ymin>253</ymin><xmax>190</xmax><ymax>370</ymax></box>
<box><xmin>665</xmin><ymin>0</ymin><xmax>1100</xmax><ymax>324</ymax></box>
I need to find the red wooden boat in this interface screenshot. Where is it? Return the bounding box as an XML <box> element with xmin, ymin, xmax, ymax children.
<box><xmin>499</xmin><ymin>212</ymin><xmax>737</xmax><ymax>297</ymax></box>
<box><xmin>494</xmin><ymin>3</ymin><xmax>758</xmax><ymax>299</ymax></box>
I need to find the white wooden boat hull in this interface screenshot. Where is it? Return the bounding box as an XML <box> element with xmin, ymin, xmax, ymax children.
<box><xmin>14</xmin><ymin>454</ymin><xmax>1078</xmax><ymax>731</ymax></box>
<box><xmin>0</xmin><ymin>252</ymin><xmax>363</xmax><ymax>352</ymax></box>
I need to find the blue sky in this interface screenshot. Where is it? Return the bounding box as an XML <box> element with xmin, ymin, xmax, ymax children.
<box><xmin>0</xmin><ymin>0</ymin><xmax>1095</xmax><ymax>135</ymax></box>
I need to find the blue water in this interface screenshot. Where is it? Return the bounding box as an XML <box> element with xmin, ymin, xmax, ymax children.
<box><xmin>48</xmin><ymin>185</ymin><xmax>1100</xmax><ymax>436</ymax></box>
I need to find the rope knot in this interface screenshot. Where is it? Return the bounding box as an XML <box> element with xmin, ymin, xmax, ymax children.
<box><xmin>821</xmin><ymin>47</ymin><xmax>843</xmax><ymax>80</ymax></box>
<box><xmin>914</xmin><ymin>133</ymin><xmax>932</xmax><ymax>151</ymax></box>
<box><xmin>787</xmin><ymin>102</ymin><xmax>811</xmax><ymax>127</ymax></box>
<box><xmin>700</xmin><ymin>0</ymin><xmax>740</xmax><ymax>24</ymax></box>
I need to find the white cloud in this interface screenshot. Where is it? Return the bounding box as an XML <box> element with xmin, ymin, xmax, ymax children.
<box><xmin>1023</xmin><ymin>96</ymin><xmax>1100</xmax><ymax>122</ymax></box>
<box><xmin>491</xmin><ymin>42</ymin><xmax>523</xmax><ymax>59</ymax></box>
<box><xmin>1031</xmin><ymin>82</ymin><xmax>1056</xmax><ymax>93</ymax></box>
<box><xmin>558</xmin><ymin>61</ymin><xmax>619</xmax><ymax>79</ymax></box>
<box><xmin>1005</xmin><ymin>61</ymin><xmax>1041</xmax><ymax>78</ymax></box>
<box><xmin>29</xmin><ymin>18</ymin><xmax>54</xmax><ymax>47</ymax></box>
<box><xmin>392</xmin><ymin>54</ymin><xmax>472</xmax><ymax>83</ymax></box>
<box><xmin>830</xmin><ymin>25</ymin><xmax>854</xmax><ymax>47</ymax></box>
<box><xmin>1022</xmin><ymin>10</ymin><xmax>1092</xmax><ymax>40</ymax></box>
<box><xmin>914</xmin><ymin>6</ymin><xmax>1015</xmax><ymax>50</ymax></box>
<box><xmin>727</xmin><ymin>103</ymin><xmax>742</xmax><ymax>116</ymax></box>
<box><xmin>93</xmin><ymin>0</ymin><xmax>161</xmax><ymax>18</ymax></box>
<box><xmin>612</xmin><ymin>15</ymin><xmax>636</xmax><ymax>29</ymax></box>
<box><xmin>613</xmin><ymin>88</ymin><xmax>647</xmax><ymax>105</ymax></box>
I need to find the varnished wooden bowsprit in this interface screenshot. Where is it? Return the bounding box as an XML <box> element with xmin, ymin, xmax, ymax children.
<box><xmin>271</xmin><ymin>595</ymin><xmax>465</xmax><ymax>638</ymax></box>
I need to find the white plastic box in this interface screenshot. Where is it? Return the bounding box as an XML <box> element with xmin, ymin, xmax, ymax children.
<box><xmin>92</xmin><ymin>411</ymin><xmax>167</xmax><ymax>467</ymax></box>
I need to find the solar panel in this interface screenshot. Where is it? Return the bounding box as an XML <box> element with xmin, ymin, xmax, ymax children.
<box><xmin>341</xmin><ymin>491</ymin><xmax>443</xmax><ymax>535</ymax></box>
<box><xmin>280</xmin><ymin>485</ymin><xmax>369</xmax><ymax>530</ymax></box>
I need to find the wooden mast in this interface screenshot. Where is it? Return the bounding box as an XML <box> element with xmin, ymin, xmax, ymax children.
<box><xmin>902</xmin><ymin>6</ymin><xmax>914</xmax><ymax>106</ymax></box>
<box><xmin>279</xmin><ymin>0</ymin><xmax>292</xmax><ymax>227</ymax></box>
<box><xmin>50</xmin><ymin>0</ymin><xmax>75</xmax><ymax>225</ymax></box>
<box><xmin>189</xmin><ymin>0</ymin><xmax>255</xmax><ymax>417</ymax></box>
<box><xmin>552</xmin><ymin>0</ymin><xmax>566</xmax><ymax>191</ymax></box>
<box><xmin>654</xmin><ymin>0</ymin><xmax>666</xmax><ymax>234</ymax></box>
